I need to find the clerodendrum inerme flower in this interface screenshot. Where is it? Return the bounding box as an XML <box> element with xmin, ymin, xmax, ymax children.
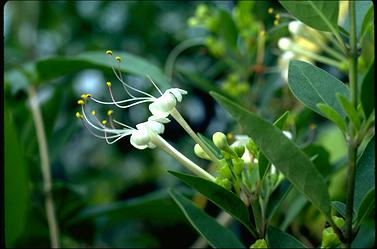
<box><xmin>75</xmin><ymin>50</ymin><xmax>215</xmax><ymax>181</ymax></box>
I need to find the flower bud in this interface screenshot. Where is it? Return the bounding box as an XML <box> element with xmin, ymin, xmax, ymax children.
<box><xmin>288</xmin><ymin>21</ymin><xmax>304</xmax><ymax>35</ymax></box>
<box><xmin>215</xmin><ymin>177</ymin><xmax>231</xmax><ymax>190</ymax></box>
<box><xmin>194</xmin><ymin>144</ymin><xmax>211</xmax><ymax>160</ymax></box>
<box><xmin>232</xmin><ymin>158</ymin><xmax>244</xmax><ymax>175</ymax></box>
<box><xmin>321</xmin><ymin>227</ymin><xmax>340</xmax><ymax>248</ymax></box>
<box><xmin>278</xmin><ymin>38</ymin><xmax>293</xmax><ymax>51</ymax></box>
<box><xmin>250</xmin><ymin>239</ymin><xmax>268</xmax><ymax>248</ymax></box>
<box><xmin>232</xmin><ymin>145</ymin><xmax>245</xmax><ymax>158</ymax></box>
<box><xmin>332</xmin><ymin>216</ymin><xmax>345</xmax><ymax>228</ymax></box>
<box><xmin>213</xmin><ymin>132</ymin><xmax>230</xmax><ymax>151</ymax></box>
<box><xmin>219</xmin><ymin>165</ymin><xmax>232</xmax><ymax>179</ymax></box>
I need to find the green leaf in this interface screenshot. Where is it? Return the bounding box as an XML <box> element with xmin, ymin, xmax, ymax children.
<box><xmin>317</xmin><ymin>103</ymin><xmax>347</xmax><ymax>134</ymax></box>
<box><xmin>354</xmin><ymin>136</ymin><xmax>375</xmax><ymax>210</ymax></box>
<box><xmin>168</xmin><ymin>171</ymin><xmax>255</xmax><ymax>234</ymax></box>
<box><xmin>280</xmin><ymin>191</ymin><xmax>308</xmax><ymax>231</ymax></box>
<box><xmin>331</xmin><ymin>201</ymin><xmax>356</xmax><ymax>221</ymax></box>
<box><xmin>217</xmin><ymin>9</ymin><xmax>238</xmax><ymax>50</ymax></box>
<box><xmin>342</xmin><ymin>0</ymin><xmax>373</xmax><ymax>39</ymax></box>
<box><xmin>5</xmin><ymin>51</ymin><xmax>170</xmax><ymax>92</ymax></box>
<box><xmin>197</xmin><ymin>133</ymin><xmax>223</xmax><ymax>159</ymax></box>
<box><xmin>336</xmin><ymin>93</ymin><xmax>361</xmax><ymax>130</ymax></box>
<box><xmin>356</xmin><ymin>188</ymin><xmax>375</xmax><ymax>227</ymax></box>
<box><xmin>288</xmin><ymin>60</ymin><xmax>350</xmax><ymax>118</ymax></box>
<box><xmin>71</xmin><ymin>190</ymin><xmax>184</xmax><ymax>225</ymax></box>
<box><xmin>267</xmin><ymin>226</ymin><xmax>307</xmax><ymax>248</ymax></box>
<box><xmin>259</xmin><ymin>111</ymin><xmax>290</xmax><ymax>180</ymax></box>
<box><xmin>360</xmin><ymin>60</ymin><xmax>375</xmax><ymax>118</ymax></box>
<box><xmin>5</xmin><ymin>107</ymin><xmax>31</xmax><ymax>246</ymax></box>
<box><xmin>279</xmin><ymin>1</ymin><xmax>339</xmax><ymax>32</ymax></box>
<box><xmin>169</xmin><ymin>190</ymin><xmax>245</xmax><ymax>248</ymax></box>
<box><xmin>302</xmin><ymin>144</ymin><xmax>332</xmax><ymax>178</ymax></box>
<box><xmin>210</xmin><ymin>92</ymin><xmax>332</xmax><ymax>219</ymax></box>
<box><xmin>360</xmin><ymin>3</ymin><xmax>374</xmax><ymax>41</ymax></box>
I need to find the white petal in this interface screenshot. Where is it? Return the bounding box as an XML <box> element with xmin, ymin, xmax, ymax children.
<box><xmin>282</xmin><ymin>130</ymin><xmax>292</xmax><ymax>140</ymax></box>
<box><xmin>145</xmin><ymin>120</ymin><xmax>165</xmax><ymax>134</ymax></box>
<box><xmin>149</xmin><ymin>102</ymin><xmax>170</xmax><ymax>118</ymax></box>
<box><xmin>130</xmin><ymin>130</ymin><xmax>150</xmax><ymax>150</ymax></box>
<box><xmin>148</xmin><ymin>115</ymin><xmax>170</xmax><ymax>124</ymax></box>
<box><xmin>167</xmin><ymin>88</ymin><xmax>187</xmax><ymax>102</ymax></box>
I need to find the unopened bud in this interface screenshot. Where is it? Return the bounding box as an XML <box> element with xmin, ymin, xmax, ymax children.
<box><xmin>332</xmin><ymin>216</ymin><xmax>345</xmax><ymax>228</ymax></box>
<box><xmin>194</xmin><ymin>144</ymin><xmax>211</xmax><ymax>160</ymax></box>
<box><xmin>278</xmin><ymin>38</ymin><xmax>293</xmax><ymax>51</ymax></box>
<box><xmin>250</xmin><ymin>239</ymin><xmax>268</xmax><ymax>248</ymax></box>
<box><xmin>213</xmin><ymin>132</ymin><xmax>230</xmax><ymax>151</ymax></box>
<box><xmin>232</xmin><ymin>145</ymin><xmax>245</xmax><ymax>158</ymax></box>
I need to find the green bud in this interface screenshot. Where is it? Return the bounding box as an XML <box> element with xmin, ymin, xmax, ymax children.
<box><xmin>232</xmin><ymin>145</ymin><xmax>245</xmax><ymax>158</ymax></box>
<box><xmin>250</xmin><ymin>239</ymin><xmax>268</xmax><ymax>248</ymax></box>
<box><xmin>219</xmin><ymin>165</ymin><xmax>232</xmax><ymax>179</ymax></box>
<box><xmin>332</xmin><ymin>216</ymin><xmax>345</xmax><ymax>228</ymax></box>
<box><xmin>195</xmin><ymin>4</ymin><xmax>208</xmax><ymax>19</ymax></box>
<box><xmin>321</xmin><ymin>227</ymin><xmax>341</xmax><ymax>248</ymax></box>
<box><xmin>233</xmin><ymin>158</ymin><xmax>244</xmax><ymax>175</ymax></box>
<box><xmin>213</xmin><ymin>132</ymin><xmax>230</xmax><ymax>151</ymax></box>
<box><xmin>194</xmin><ymin>144</ymin><xmax>211</xmax><ymax>160</ymax></box>
<box><xmin>339</xmin><ymin>61</ymin><xmax>349</xmax><ymax>72</ymax></box>
<box><xmin>246</xmin><ymin>139</ymin><xmax>258</xmax><ymax>156</ymax></box>
<box><xmin>215</xmin><ymin>177</ymin><xmax>231</xmax><ymax>190</ymax></box>
<box><xmin>187</xmin><ymin>17</ymin><xmax>199</xmax><ymax>27</ymax></box>
<box><xmin>205</xmin><ymin>16</ymin><xmax>218</xmax><ymax>32</ymax></box>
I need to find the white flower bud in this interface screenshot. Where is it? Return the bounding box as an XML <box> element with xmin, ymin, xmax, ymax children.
<box><xmin>212</xmin><ymin>132</ymin><xmax>229</xmax><ymax>151</ymax></box>
<box><xmin>278</xmin><ymin>38</ymin><xmax>293</xmax><ymax>51</ymax></box>
<box><xmin>288</xmin><ymin>21</ymin><xmax>304</xmax><ymax>35</ymax></box>
<box><xmin>194</xmin><ymin>144</ymin><xmax>211</xmax><ymax>160</ymax></box>
<box><xmin>282</xmin><ymin>130</ymin><xmax>292</xmax><ymax>140</ymax></box>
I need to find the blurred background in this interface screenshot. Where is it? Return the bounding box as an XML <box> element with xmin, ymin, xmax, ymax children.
<box><xmin>4</xmin><ymin>1</ymin><xmax>374</xmax><ymax>248</ymax></box>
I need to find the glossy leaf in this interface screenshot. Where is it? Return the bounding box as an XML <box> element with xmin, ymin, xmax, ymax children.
<box><xmin>317</xmin><ymin>103</ymin><xmax>346</xmax><ymax>134</ymax></box>
<box><xmin>197</xmin><ymin>133</ymin><xmax>223</xmax><ymax>159</ymax></box>
<box><xmin>5</xmin><ymin>108</ymin><xmax>30</xmax><ymax>246</ymax></box>
<box><xmin>259</xmin><ymin>111</ymin><xmax>290</xmax><ymax>180</ymax></box>
<box><xmin>354</xmin><ymin>136</ymin><xmax>375</xmax><ymax>210</ymax></box>
<box><xmin>267</xmin><ymin>226</ymin><xmax>307</xmax><ymax>248</ymax></box>
<box><xmin>356</xmin><ymin>188</ymin><xmax>375</xmax><ymax>227</ymax></box>
<box><xmin>279</xmin><ymin>1</ymin><xmax>339</xmax><ymax>32</ymax></box>
<box><xmin>5</xmin><ymin>51</ymin><xmax>170</xmax><ymax>92</ymax></box>
<box><xmin>169</xmin><ymin>190</ymin><xmax>245</xmax><ymax>248</ymax></box>
<box><xmin>288</xmin><ymin>60</ymin><xmax>349</xmax><ymax>118</ymax></box>
<box><xmin>360</xmin><ymin>60</ymin><xmax>375</xmax><ymax>118</ymax></box>
<box><xmin>211</xmin><ymin>92</ymin><xmax>332</xmax><ymax>218</ymax></box>
<box><xmin>168</xmin><ymin>171</ymin><xmax>254</xmax><ymax>233</ymax></box>
<box><xmin>336</xmin><ymin>93</ymin><xmax>361</xmax><ymax>130</ymax></box>
<box><xmin>266</xmin><ymin>180</ymin><xmax>292</xmax><ymax>220</ymax></box>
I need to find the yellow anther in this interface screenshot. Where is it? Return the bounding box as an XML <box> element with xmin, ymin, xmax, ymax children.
<box><xmin>115</xmin><ymin>56</ymin><xmax>121</xmax><ymax>62</ymax></box>
<box><xmin>106</xmin><ymin>81</ymin><xmax>112</xmax><ymax>87</ymax></box>
<box><xmin>268</xmin><ymin>7</ymin><xmax>274</xmax><ymax>14</ymax></box>
<box><xmin>226</xmin><ymin>133</ymin><xmax>234</xmax><ymax>141</ymax></box>
<box><xmin>77</xmin><ymin>99</ymin><xmax>85</xmax><ymax>105</ymax></box>
<box><xmin>81</xmin><ymin>93</ymin><xmax>92</xmax><ymax>100</ymax></box>
<box><xmin>102</xmin><ymin>120</ymin><xmax>107</xmax><ymax>125</ymax></box>
<box><xmin>106</xmin><ymin>50</ymin><xmax>113</xmax><ymax>55</ymax></box>
<box><xmin>275</xmin><ymin>14</ymin><xmax>280</xmax><ymax>20</ymax></box>
<box><xmin>76</xmin><ymin>112</ymin><xmax>83</xmax><ymax>119</ymax></box>
<box><xmin>274</xmin><ymin>20</ymin><xmax>279</xmax><ymax>26</ymax></box>
<box><xmin>107</xmin><ymin>110</ymin><xmax>113</xmax><ymax>116</ymax></box>
<box><xmin>91</xmin><ymin>110</ymin><xmax>96</xmax><ymax>116</ymax></box>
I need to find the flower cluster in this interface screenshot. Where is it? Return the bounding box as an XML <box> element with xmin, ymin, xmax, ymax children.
<box><xmin>76</xmin><ymin>51</ymin><xmax>187</xmax><ymax>150</ymax></box>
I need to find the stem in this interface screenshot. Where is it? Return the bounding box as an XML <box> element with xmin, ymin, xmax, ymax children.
<box><xmin>27</xmin><ymin>86</ymin><xmax>60</xmax><ymax>248</ymax></box>
<box><xmin>164</xmin><ymin>37</ymin><xmax>206</xmax><ymax>82</ymax></box>
<box><xmin>151</xmin><ymin>135</ymin><xmax>215</xmax><ymax>182</ymax></box>
<box><xmin>170</xmin><ymin>108</ymin><xmax>220</xmax><ymax>164</ymax></box>
<box><xmin>289</xmin><ymin>44</ymin><xmax>343</xmax><ymax>69</ymax></box>
<box><xmin>344</xmin><ymin>2</ymin><xmax>359</xmax><ymax>247</ymax></box>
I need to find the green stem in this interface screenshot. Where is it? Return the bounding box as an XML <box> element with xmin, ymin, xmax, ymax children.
<box><xmin>164</xmin><ymin>37</ymin><xmax>206</xmax><ymax>82</ymax></box>
<box><xmin>289</xmin><ymin>44</ymin><xmax>343</xmax><ymax>69</ymax></box>
<box><xmin>344</xmin><ymin>2</ymin><xmax>359</xmax><ymax>247</ymax></box>
<box><xmin>151</xmin><ymin>135</ymin><xmax>215</xmax><ymax>182</ymax></box>
<box><xmin>170</xmin><ymin>108</ymin><xmax>220</xmax><ymax>165</ymax></box>
<box><xmin>28</xmin><ymin>86</ymin><xmax>60</xmax><ymax>248</ymax></box>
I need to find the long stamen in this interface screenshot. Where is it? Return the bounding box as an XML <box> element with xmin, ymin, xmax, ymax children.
<box><xmin>91</xmin><ymin>96</ymin><xmax>152</xmax><ymax>105</ymax></box>
<box><xmin>113</xmin><ymin>119</ymin><xmax>134</xmax><ymax>129</ymax></box>
<box><xmin>111</xmin><ymin>66</ymin><xmax>155</xmax><ymax>98</ymax></box>
<box><xmin>81</xmin><ymin>105</ymin><xmax>123</xmax><ymax>134</ymax></box>
<box><xmin>107</xmin><ymin>87</ymin><xmax>155</xmax><ymax>108</ymax></box>
<box><xmin>147</xmin><ymin>75</ymin><xmax>163</xmax><ymax>95</ymax></box>
<box><xmin>81</xmin><ymin>119</ymin><xmax>122</xmax><ymax>139</ymax></box>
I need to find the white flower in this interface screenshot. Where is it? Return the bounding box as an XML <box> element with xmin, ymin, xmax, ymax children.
<box><xmin>278</xmin><ymin>37</ymin><xmax>293</xmax><ymax>51</ymax></box>
<box><xmin>148</xmin><ymin>88</ymin><xmax>187</xmax><ymax>118</ymax></box>
<box><xmin>288</xmin><ymin>21</ymin><xmax>304</xmax><ymax>36</ymax></box>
